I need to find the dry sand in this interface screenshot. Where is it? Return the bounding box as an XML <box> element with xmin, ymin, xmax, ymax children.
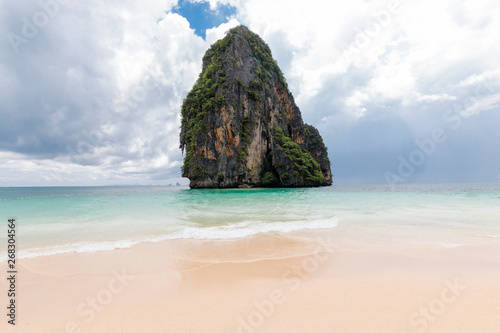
<box><xmin>1</xmin><ymin>231</ymin><xmax>499</xmax><ymax>333</ymax></box>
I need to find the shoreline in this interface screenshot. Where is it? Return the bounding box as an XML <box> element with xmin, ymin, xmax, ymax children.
<box><xmin>2</xmin><ymin>215</ymin><xmax>499</xmax><ymax>264</ymax></box>
<box><xmin>1</xmin><ymin>232</ymin><xmax>499</xmax><ymax>332</ymax></box>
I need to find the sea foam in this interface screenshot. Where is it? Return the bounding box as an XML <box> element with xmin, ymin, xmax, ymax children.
<box><xmin>0</xmin><ymin>217</ymin><xmax>338</xmax><ymax>261</ymax></box>
<box><xmin>157</xmin><ymin>217</ymin><xmax>339</xmax><ymax>240</ymax></box>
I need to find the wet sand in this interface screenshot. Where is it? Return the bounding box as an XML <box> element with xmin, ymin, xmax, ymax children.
<box><xmin>1</xmin><ymin>232</ymin><xmax>499</xmax><ymax>332</ymax></box>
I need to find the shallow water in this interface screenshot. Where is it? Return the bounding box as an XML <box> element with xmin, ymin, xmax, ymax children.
<box><xmin>0</xmin><ymin>184</ymin><xmax>499</xmax><ymax>260</ymax></box>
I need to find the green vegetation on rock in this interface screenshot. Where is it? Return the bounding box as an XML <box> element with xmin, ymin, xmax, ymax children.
<box><xmin>262</xmin><ymin>171</ymin><xmax>279</xmax><ymax>186</ymax></box>
<box><xmin>273</xmin><ymin>123</ymin><xmax>324</xmax><ymax>184</ymax></box>
<box><xmin>180</xmin><ymin>32</ymin><xmax>229</xmax><ymax>178</ymax></box>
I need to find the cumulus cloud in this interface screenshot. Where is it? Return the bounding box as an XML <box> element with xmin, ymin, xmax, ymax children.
<box><xmin>0</xmin><ymin>0</ymin><xmax>203</xmax><ymax>185</ymax></box>
<box><xmin>0</xmin><ymin>0</ymin><xmax>499</xmax><ymax>185</ymax></box>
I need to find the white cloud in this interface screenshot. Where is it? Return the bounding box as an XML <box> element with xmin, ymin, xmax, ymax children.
<box><xmin>232</xmin><ymin>0</ymin><xmax>500</xmax><ymax>115</ymax></box>
<box><xmin>0</xmin><ymin>0</ymin><xmax>209</xmax><ymax>185</ymax></box>
<box><xmin>206</xmin><ymin>18</ymin><xmax>240</xmax><ymax>45</ymax></box>
<box><xmin>1</xmin><ymin>0</ymin><xmax>499</xmax><ymax>185</ymax></box>
<box><xmin>458</xmin><ymin>68</ymin><xmax>500</xmax><ymax>89</ymax></box>
<box><xmin>460</xmin><ymin>92</ymin><xmax>500</xmax><ymax>118</ymax></box>
<box><xmin>345</xmin><ymin>90</ymin><xmax>369</xmax><ymax>119</ymax></box>
<box><xmin>415</xmin><ymin>93</ymin><xmax>457</xmax><ymax>103</ymax></box>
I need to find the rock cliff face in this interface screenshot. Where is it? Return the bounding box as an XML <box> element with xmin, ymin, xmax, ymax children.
<box><xmin>179</xmin><ymin>26</ymin><xmax>332</xmax><ymax>188</ymax></box>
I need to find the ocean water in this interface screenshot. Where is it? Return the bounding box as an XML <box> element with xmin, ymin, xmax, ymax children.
<box><xmin>0</xmin><ymin>184</ymin><xmax>499</xmax><ymax>261</ymax></box>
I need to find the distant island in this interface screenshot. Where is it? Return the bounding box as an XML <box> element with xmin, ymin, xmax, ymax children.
<box><xmin>179</xmin><ymin>26</ymin><xmax>332</xmax><ymax>188</ymax></box>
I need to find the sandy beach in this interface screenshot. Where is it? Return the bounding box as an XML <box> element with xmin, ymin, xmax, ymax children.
<box><xmin>1</xmin><ymin>230</ymin><xmax>499</xmax><ymax>333</ymax></box>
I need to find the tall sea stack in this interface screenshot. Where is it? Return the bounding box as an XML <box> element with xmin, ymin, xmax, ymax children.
<box><xmin>179</xmin><ymin>26</ymin><xmax>333</xmax><ymax>188</ymax></box>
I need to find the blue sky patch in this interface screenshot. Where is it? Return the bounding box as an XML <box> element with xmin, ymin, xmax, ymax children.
<box><xmin>172</xmin><ymin>0</ymin><xmax>237</xmax><ymax>39</ymax></box>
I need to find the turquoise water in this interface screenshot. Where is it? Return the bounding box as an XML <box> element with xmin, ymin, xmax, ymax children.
<box><xmin>0</xmin><ymin>184</ymin><xmax>499</xmax><ymax>260</ymax></box>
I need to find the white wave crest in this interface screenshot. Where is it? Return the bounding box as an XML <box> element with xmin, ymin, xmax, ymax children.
<box><xmin>0</xmin><ymin>217</ymin><xmax>338</xmax><ymax>261</ymax></box>
<box><xmin>156</xmin><ymin>217</ymin><xmax>338</xmax><ymax>241</ymax></box>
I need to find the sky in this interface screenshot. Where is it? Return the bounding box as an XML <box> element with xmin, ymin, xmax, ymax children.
<box><xmin>0</xmin><ymin>0</ymin><xmax>499</xmax><ymax>186</ymax></box>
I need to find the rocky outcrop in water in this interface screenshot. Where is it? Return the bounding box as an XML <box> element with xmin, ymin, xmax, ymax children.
<box><xmin>179</xmin><ymin>26</ymin><xmax>332</xmax><ymax>188</ymax></box>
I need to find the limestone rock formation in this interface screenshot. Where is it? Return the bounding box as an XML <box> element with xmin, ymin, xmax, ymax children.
<box><xmin>179</xmin><ymin>26</ymin><xmax>332</xmax><ymax>188</ymax></box>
